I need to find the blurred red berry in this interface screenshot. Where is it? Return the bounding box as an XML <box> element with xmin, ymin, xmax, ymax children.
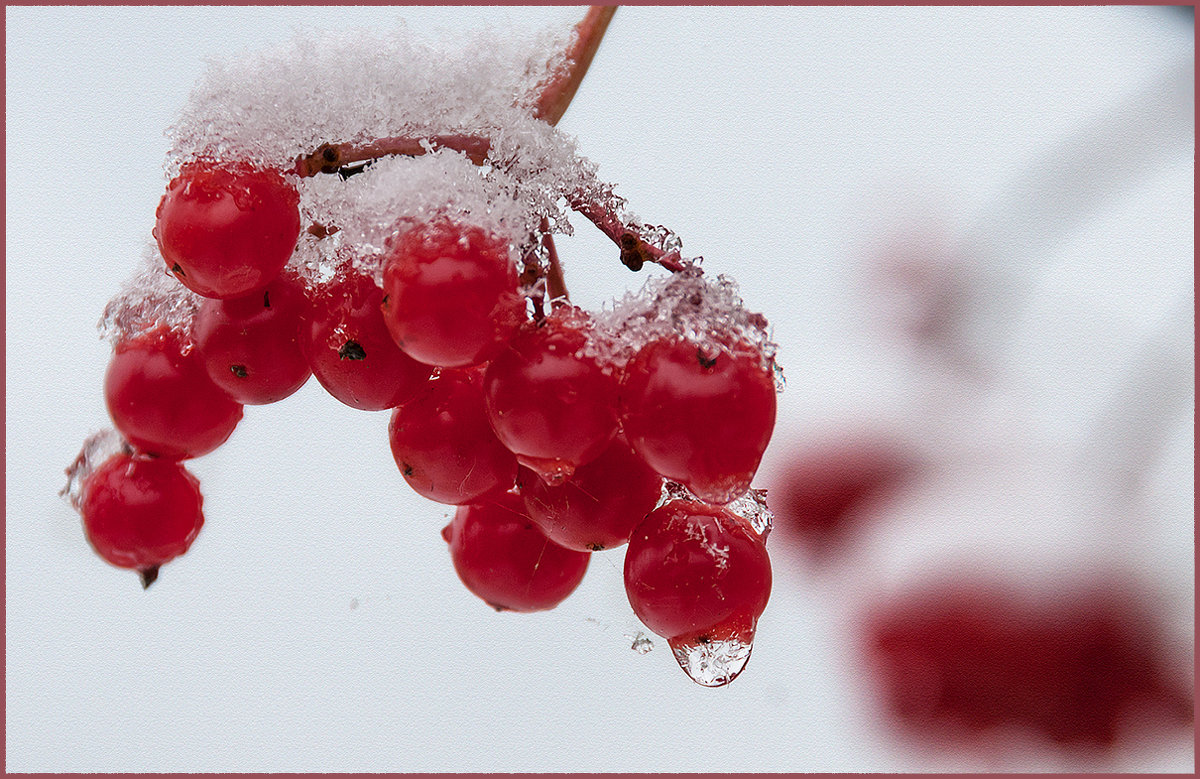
<box><xmin>862</xmin><ymin>577</ymin><xmax>1193</xmax><ymax>750</ymax></box>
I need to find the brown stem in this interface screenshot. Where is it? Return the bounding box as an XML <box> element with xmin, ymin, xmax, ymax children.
<box><xmin>543</xmin><ymin>227</ymin><xmax>568</xmax><ymax>302</ymax></box>
<box><xmin>295</xmin><ymin>136</ymin><xmax>491</xmax><ymax>178</ymax></box>
<box><xmin>534</xmin><ymin>6</ymin><xmax>617</xmax><ymax>126</ymax></box>
<box><xmin>567</xmin><ymin>193</ymin><xmax>686</xmax><ymax>272</ymax></box>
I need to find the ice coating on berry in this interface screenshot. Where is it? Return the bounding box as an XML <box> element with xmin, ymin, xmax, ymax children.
<box><xmin>61</xmin><ymin>429</ymin><xmax>128</xmax><ymax>510</ymax></box>
<box><xmin>624</xmin><ymin>499</ymin><xmax>772</xmax><ymax>676</ymax></box>
<box><xmin>99</xmin><ymin>245</ymin><xmax>203</xmax><ymax>346</ymax></box>
<box><xmin>669</xmin><ymin>634</ymin><xmax>754</xmax><ymax>688</ymax></box>
<box><xmin>725</xmin><ymin>488</ymin><xmax>774</xmax><ymax>539</ymax></box>
<box><xmin>589</xmin><ymin>265</ymin><xmax>781</xmax><ymax>383</ymax></box>
<box><xmin>657</xmin><ymin>481</ymin><xmax>773</xmax><ymax>538</ymax></box>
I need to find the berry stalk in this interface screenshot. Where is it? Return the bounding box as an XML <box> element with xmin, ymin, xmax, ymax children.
<box><xmin>534</xmin><ymin>6</ymin><xmax>617</xmax><ymax>125</ymax></box>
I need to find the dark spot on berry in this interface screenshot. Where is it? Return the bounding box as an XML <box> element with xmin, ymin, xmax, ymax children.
<box><xmin>171</xmin><ymin>263</ymin><xmax>185</xmax><ymax>277</ymax></box>
<box><xmin>262</xmin><ymin>290</ymin><xmax>271</xmax><ymax>308</ymax></box>
<box><xmin>401</xmin><ymin>463</ymin><xmax>414</xmax><ymax>477</ymax></box>
<box><xmin>587</xmin><ymin>542</ymin><xmax>605</xmax><ymax>552</ymax></box>
<box><xmin>697</xmin><ymin>634</ymin><xmax>711</xmax><ymax>645</ymax></box>
<box><xmin>230</xmin><ymin>364</ymin><xmax>248</xmax><ymax>378</ymax></box>
<box><xmin>322</xmin><ymin>145</ymin><xmax>338</xmax><ymax>163</ymax></box>
<box><xmin>338</xmin><ymin>340</ymin><xmax>367</xmax><ymax>361</ymax></box>
<box><xmin>697</xmin><ymin>348</ymin><xmax>718</xmax><ymax>369</ymax></box>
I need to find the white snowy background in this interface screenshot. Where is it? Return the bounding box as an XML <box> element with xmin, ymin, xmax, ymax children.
<box><xmin>6</xmin><ymin>6</ymin><xmax>1193</xmax><ymax>772</ymax></box>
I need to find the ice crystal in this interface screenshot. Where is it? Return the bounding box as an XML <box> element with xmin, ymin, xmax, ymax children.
<box><xmin>588</xmin><ymin>266</ymin><xmax>780</xmax><ymax>381</ymax></box>
<box><xmin>669</xmin><ymin>634</ymin><xmax>754</xmax><ymax>688</ymax></box>
<box><xmin>99</xmin><ymin>245</ymin><xmax>203</xmax><ymax>345</ymax></box>
<box><xmin>627</xmin><ymin>631</ymin><xmax>655</xmax><ymax>655</ymax></box>
<box><xmin>61</xmin><ymin>429</ymin><xmax>128</xmax><ymax>510</ymax></box>
<box><xmin>726</xmin><ymin>488</ymin><xmax>774</xmax><ymax>539</ymax></box>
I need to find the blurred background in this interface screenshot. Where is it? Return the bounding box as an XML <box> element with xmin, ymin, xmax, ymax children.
<box><xmin>6</xmin><ymin>6</ymin><xmax>1193</xmax><ymax>771</ymax></box>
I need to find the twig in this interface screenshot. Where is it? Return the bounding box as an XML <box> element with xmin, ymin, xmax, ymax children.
<box><xmin>534</xmin><ymin>6</ymin><xmax>617</xmax><ymax>126</ymax></box>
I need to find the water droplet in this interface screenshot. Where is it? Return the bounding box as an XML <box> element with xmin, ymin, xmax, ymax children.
<box><xmin>668</xmin><ymin>633</ymin><xmax>754</xmax><ymax>687</ymax></box>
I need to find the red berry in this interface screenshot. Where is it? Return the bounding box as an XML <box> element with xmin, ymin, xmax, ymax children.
<box><xmin>154</xmin><ymin>161</ymin><xmax>301</xmax><ymax>299</ymax></box>
<box><xmin>193</xmin><ymin>272</ymin><xmax>311</xmax><ymax>405</ymax></box>
<box><xmin>80</xmin><ymin>452</ymin><xmax>204</xmax><ymax>585</ymax></box>
<box><xmin>772</xmin><ymin>436</ymin><xmax>915</xmax><ymax>562</ymax></box>
<box><xmin>620</xmin><ymin>337</ymin><xmax>776</xmax><ymax>504</ymax></box>
<box><xmin>380</xmin><ymin>218</ymin><xmax>526</xmax><ymax>368</ymax></box>
<box><xmin>104</xmin><ymin>327</ymin><xmax>243</xmax><ymax>459</ymax></box>
<box><xmin>519</xmin><ymin>437</ymin><xmax>662</xmax><ymax>551</ymax></box>
<box><xmin>624</xmin><ymin>499</ymin><xmax>772</xmax><ymax>644</ymax></box>
<box><xmin>388</xmin><ymin>368</ymin><xmax>518</xmax><ymax>505</ymax></box>
<box><xmin>302</xmin><ymin>270</ymin><xmax>434</xmax><ymax>411</ymax></box>
<box><xmin>863</xmin><ymin>578</ymin><xmax>1193</xmax><ymax>749</ymax></box>
<box><xmin>443</xmin><ymin>491</ymin><xmax>590</xmax><ymax>612</ymax></box>
<box><xmin>484</xmin><ymin>307</ymin><xmax>618</xmax><ymax>484</ymax></box>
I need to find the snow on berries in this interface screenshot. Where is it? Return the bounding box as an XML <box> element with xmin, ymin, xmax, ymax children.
<box><xmin>64</xmin><ymin>8</ymin><xmax>782</xmax><ymax>687</ymax></box>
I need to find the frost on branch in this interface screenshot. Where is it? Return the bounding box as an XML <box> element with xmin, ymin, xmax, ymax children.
<box><xmin>166</xmin><ymin>21</ymin><xmax>573</xmax><ymax>172</ymax></box>
<box><xmin>161</xmin><ymin>17</ymin><xmax>668</xmax><ymax>291</ymax></box>
<box><xmin>296</xmin><ymin>151</ymin><xmax>550</xmax><ymax>283</ymax></box>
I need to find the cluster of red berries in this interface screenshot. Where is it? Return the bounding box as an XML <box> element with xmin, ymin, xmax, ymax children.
<box><xmin>69</xmin><ymin>156</ymin><xmax>779</xmax><ymax>685</ymax></box>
